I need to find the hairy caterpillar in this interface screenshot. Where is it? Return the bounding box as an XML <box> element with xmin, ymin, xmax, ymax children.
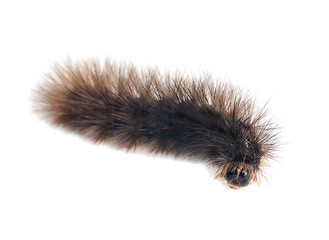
<box><xmin>34</xmin><ymin>59</ymin><xmax>278</xmax><ymax>189</ymax></box>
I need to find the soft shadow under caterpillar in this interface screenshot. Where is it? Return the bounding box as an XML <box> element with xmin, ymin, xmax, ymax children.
<box><xmin>34</xmin><ymin>59</ymin><xmax>278</xmax><ymax>189</ymax></box>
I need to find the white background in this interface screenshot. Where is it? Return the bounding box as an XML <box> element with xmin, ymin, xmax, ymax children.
<box><xmin>1</xmin><ymin>0</ymin><xmax>328</xmax><ymax>239</ymax></box>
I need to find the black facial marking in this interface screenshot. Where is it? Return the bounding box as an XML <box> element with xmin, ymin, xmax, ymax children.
<box><xmin>224</xmin><ymin>169</ymin><xmax>250</xmax><ymax>188</ymax></box>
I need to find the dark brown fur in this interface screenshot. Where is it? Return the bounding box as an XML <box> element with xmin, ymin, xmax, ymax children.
<box><xmin>34</xmin><ymin>59</ymin><xmax>278</xmax><ymax>188</ymax></box>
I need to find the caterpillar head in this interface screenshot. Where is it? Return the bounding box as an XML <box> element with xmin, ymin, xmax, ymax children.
<box><xmin>215</xmin><ymin>163</ymin><xmax>260</xmax><ymax>189</ymax></box>
<box><xmin>224</xmin><ymin>165</ymin><xmax>261</xmax><ymax>189</ymax></box>
<box><xmin>221</xmin><ymin>138</ymin><xmax>263</xmax><ymax>189</ymax></box>
<box><xmin>223</xmin><ymin>142</ymin><xmax>262</xmax><ymax>189</ymax></box>
<box><xmin>224</xmin><ymin>168</ymin><xmax>251</xmax><ymax>189</ymax></box>
<box><xmin>214</xmin><ymin>124</ymin><xmax>266</xmax><ymax>189</ymax></box>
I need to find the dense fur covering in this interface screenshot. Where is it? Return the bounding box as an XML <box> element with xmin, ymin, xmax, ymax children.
<box><xmin>34</xmin><ymin>59</ymin><xmax>278</xmax><ymax>188</ymax></box>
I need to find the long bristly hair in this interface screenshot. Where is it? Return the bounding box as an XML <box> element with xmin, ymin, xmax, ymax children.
<box><xmin>33</xmin><ymin>59</ymin><xmax>278</xmax><ymax>189</ymax></box>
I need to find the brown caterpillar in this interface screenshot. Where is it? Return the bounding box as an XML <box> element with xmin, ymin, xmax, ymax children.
<box><xmin>34</xmin><ymin>59</ymin><xmax>278</xmax><ymax>189</ymax></box>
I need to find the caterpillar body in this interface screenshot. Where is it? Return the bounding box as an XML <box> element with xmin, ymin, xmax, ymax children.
<box><xmin>34</xmin><ymin>59</ymin><xmax>278</xmax><ymax>189</ymax></box>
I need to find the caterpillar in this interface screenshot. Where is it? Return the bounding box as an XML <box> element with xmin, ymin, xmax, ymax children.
<box><xmin>34</xmin><ymin>59</ymin><xmax>278</xmax><ymax>189</ymax></box>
